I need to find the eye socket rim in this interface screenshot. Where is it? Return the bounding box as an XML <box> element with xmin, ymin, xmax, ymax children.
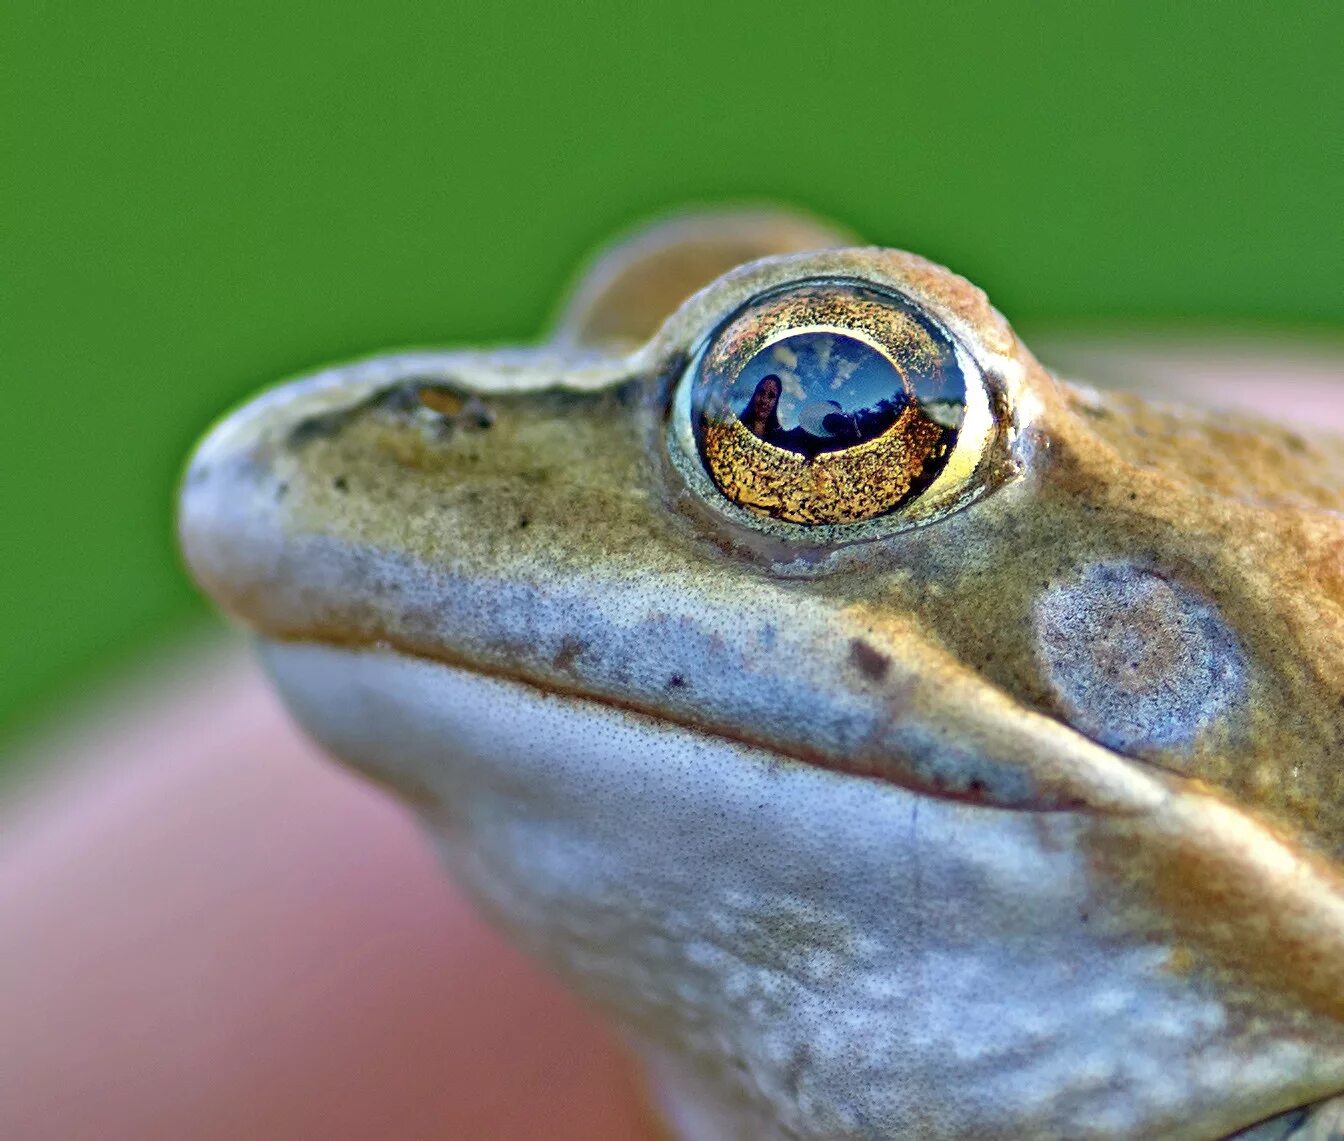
<box><xmin>666</xmin><ymin>276</ymin><xmax>1002</xmax><ymax>543</ymax></box>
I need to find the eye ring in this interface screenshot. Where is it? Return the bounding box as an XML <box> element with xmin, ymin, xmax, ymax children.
<box><xmin>668</xmin><ymin>278</ymin><xmax>1000</xmax><ymax>540</ymax></box>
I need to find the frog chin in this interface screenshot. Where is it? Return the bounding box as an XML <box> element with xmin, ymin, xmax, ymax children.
<box><xmin>259</xmin><ymin>637</ymin><xmax>1329</xmax><ymax>1141</ymax></box>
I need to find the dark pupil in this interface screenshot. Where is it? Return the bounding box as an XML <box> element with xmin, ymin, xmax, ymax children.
<box><xmin>734</xmin><ymin>332</ymin><xmax>913</xmax><ymax>457</ymax></box>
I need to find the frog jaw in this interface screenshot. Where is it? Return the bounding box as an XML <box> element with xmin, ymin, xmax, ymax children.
<box><xmin>258</xmin><ymin>639</ymin><xmax>1344</xmax><ymax>1140</ymax></box>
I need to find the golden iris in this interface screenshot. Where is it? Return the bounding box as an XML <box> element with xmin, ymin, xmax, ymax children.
<box><xmin>691</xmin><ymin>282</ymin><xmax>967</xmax><ymax>525</ymax></box>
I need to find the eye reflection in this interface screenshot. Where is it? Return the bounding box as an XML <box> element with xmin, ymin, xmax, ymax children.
<box><xmin>742</xmin><ymin>373</ymin><xmax>784</xmax><ymax>440</ymax></box>
<box><xmin>730</xmin><ymin>331</ymin><xmax>936</xmax><ymax>457</ymax></box>
<box><xmin>690</xmin><ymin>282</ymin><xmax>972</xmax><ymax>526</ymax></box>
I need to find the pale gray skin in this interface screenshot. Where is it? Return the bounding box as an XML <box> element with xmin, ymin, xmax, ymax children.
<box><xmin>180</xmin><ymin>211</ymin><xmax>1344</xmax><ymax>1139</ymax></box>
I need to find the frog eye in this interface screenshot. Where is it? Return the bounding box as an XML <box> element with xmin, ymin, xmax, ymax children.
<box><xmin>670</xmin><ymin>280</ymin><xmax>997</xmax><ymax>533</ymax></box>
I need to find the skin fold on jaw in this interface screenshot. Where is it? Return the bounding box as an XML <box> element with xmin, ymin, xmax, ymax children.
<box><xmin>180</xmin><ymin>210</ymin><xmax>1344</xmax><ymax>1139</ymax></box>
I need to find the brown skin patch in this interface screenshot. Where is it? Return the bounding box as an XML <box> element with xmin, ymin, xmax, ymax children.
<box><xmin>1309</xmin><ymin>534</ymin><xmax>1344</xmax><ymax>614</ymax></box>
<box><xmin>1088</xmin><ymin>788</ymin><xmax>1344</xmax><ymax>1029</ymax></box>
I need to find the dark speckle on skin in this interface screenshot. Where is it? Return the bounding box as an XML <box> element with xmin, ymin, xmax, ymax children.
<box><xmin>1033</xmin><ymin>561</ymin><xmax>1247</xmax><ymax>757</ymax></box>
<box><xmin>850</xmin><ymin>638</ymin><xmax>891</xmax><ymax>682</ymax></box>
<box><xmin>463</xmin><ymin>397</ymin><xmax>495</xmax><ymax>430</ymax></box>
<box><xmin>552</xmin><ymin>636</ymin><xmax>586</xmax><ymax>673</ymax></box>
<box><xmin>667</xmin><ymin>674</ymin><xmax>686</xmax><ymax>690</ymax></box>
<box><xmin>333</xmin><ymin>476</ymin><xmax>349</xmax><ymax>493</ymax></box>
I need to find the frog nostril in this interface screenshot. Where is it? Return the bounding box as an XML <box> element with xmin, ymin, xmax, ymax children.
<box><xmin>284</xmin><ymin>380</ymin><xmax>494</xmax><ymax>451</ymax></box>
<box><xmin>393</xmin><ymin>381</ymin><xmax>496</xmax><ymax>431</ymax></box>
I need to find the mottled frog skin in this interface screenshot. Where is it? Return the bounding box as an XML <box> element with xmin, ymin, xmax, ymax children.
<box><xmin>180</xmin><ymin>211</ymin><xmax>1344</xmax><ymax>1139</ymax></box>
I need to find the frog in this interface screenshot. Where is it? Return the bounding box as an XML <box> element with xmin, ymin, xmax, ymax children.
<box><xmin>178</xmin><ymin>208</ymin><xmax>1344</xmax><ymax>1140</ymax></box>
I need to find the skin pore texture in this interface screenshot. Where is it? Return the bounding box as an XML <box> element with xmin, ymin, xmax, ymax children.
<box><xmin>179</xmin><ymin>210</ymin><xmax>1344</xmax><ymax>1139</ymax></box>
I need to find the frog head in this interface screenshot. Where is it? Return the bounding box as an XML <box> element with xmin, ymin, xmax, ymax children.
<box><xmin>180</xmin><ymin>210</ymin><xmax>1344</xmax><ymax>1139</ymax></box>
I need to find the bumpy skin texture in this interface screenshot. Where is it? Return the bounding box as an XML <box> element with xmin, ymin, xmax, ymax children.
<box><xmin>180</xmin><ymin>210</ymin><xmax>1344</xmax><ymax>1138</ymax></box>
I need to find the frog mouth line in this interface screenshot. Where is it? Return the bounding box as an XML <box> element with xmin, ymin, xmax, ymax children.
<box><xmin>257</xmin><ymin>625</ymin><xmax>1130</xmax><ymax>817</ymax></box>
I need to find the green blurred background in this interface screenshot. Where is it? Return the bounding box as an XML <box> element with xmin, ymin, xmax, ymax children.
<box><xmin>3</xmin><ymin>1</ymin><xmax>1341</xmax><ymax>749</ymax></box>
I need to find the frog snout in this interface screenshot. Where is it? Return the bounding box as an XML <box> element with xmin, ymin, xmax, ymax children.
<box><xmin>178</xmin><ymin>388</ymin><xmax>296</xmax><ymax>629</ymax></box>
<box><xmin>178</xmin><ymin>365</ymin><xmax>505</xmax><ymax>635</ymax></box>
<box><xmin>178</xmin><ymin>372</ymin><xmax>385</xmax><ymax>626</ymax></box>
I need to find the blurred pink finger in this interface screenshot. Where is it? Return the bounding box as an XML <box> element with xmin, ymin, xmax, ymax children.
<box><xmin>0</xmin><ymin>651</ymin><xmax>656</xmax><ymax>1140</ymax></box>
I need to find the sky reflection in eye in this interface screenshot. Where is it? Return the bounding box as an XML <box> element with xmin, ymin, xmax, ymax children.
<box><xmin>726</xmin><ymin>331</ymin><xmax>960</xmax><ymax>458</ymax></box>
